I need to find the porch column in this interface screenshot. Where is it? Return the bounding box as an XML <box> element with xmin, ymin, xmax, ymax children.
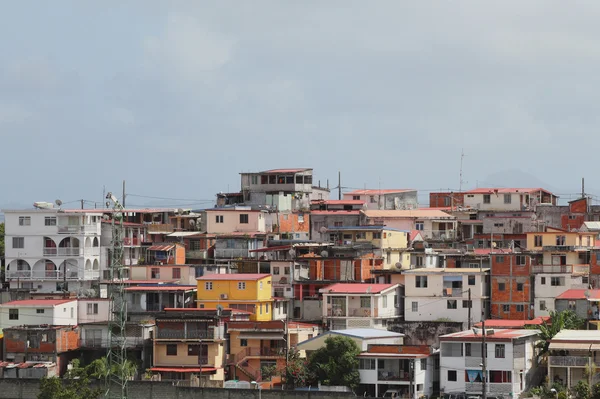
<box><xmin>345</xmin><ymin>295</ymin><xmax>349</xmax><ymax>318</ymax></box>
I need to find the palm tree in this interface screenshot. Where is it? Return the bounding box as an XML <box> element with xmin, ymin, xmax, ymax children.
<box><xmin>534</xmin><ymin>310</ymin><xmax>585</xmax><ymax>363</ymax></box>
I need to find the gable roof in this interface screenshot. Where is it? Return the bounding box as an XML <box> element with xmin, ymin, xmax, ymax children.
<box><xmin>2</xmin><ymin>299</ymin><xmax>75</xmax><ymax>307</ymax></box>
<box><xmin>556</xmin><ymin>289</ymin><xmax>600</xmax><ymax>300</ymax></box>
<box><xmin>320</xmin><ymin>283</ymin><xmax>397</xmax><ymax>294</ymax></box>
<box><xmin>465</xmin><ymin>187</ymin><xmax>556</xmax><ymax>196</ymax></box>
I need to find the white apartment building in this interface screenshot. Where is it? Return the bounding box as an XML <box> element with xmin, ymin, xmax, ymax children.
<box><xmin>548</xmin><ymin>330</ymin><xmax>600</xmax><ymax>389</ymax></box>
<box><xmin>2</xmin><ymin>209</ymin><xmax>103</xmax><ymax>294</ymax></box>
<box><xmin>440</xmin><ymin>328</ymin><xmax>539</xmax><ymax>397</ymax></box>
<box><xmin>533</xmin><ymin>272</ymin><xmax>588</xmax><ymax>316</ymax></box>
<box><xmin>463</xmin><ymin>188</ymin><xmax>558</xmax><ymax>211</ymax></box>
<box><xmin>320</xmin><ymin>283</ymin><xmax>401</xmax><ymax>330</ymax></box>
<box><xmin>0</xmin><ymin>299</ymin><xmax>78</xmax><ymax>328</ymax></box>
<box><xmin>403</xmin><ymin>268</ymin><xmax>490</xmax><ymax>328</ymax></box>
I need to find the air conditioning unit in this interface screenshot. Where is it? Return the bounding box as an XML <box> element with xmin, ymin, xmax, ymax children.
<box><xmin>220</xmin><ymin>294</ymin><xmax>228</xmax><ymax>300</ymax></box>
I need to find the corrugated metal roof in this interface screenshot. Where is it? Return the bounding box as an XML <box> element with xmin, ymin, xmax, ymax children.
<box><xmin>147</xmin><ymin>244</ymin><xmax>175</xmax><ymax>251</ymax></box>
<box><xmin>362</xmin><ymin>209</ymin><xmax>456</xmax><ymax>219</ymax></box>
<box><xmin>320</xmin><ymin>283</ymin><xmax>397</xmax><ymax>294</ymax></box>
<box><xmin>197</xmin><ymin>273</ymin><xmax>270</xmax><ymax>281</ymax></box>
<box><xmin>584</xmin><ymin>222</ymin><xmax>600</xmax><ymax>230</ymax></box>
<box><xmin>2</xmin><ymin>299</ymin><xmax>75</xmax><ymax>307</ymax></box>
<box><xmin>167</xmin><ymin>232</ymin><xmax>204</xmax><ymax>237</ymax></box>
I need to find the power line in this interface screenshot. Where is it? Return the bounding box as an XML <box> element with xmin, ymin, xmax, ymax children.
<box><xmin>127</xmin><ymin>194</ymin><xmax>215</xmax><ymax>202</ymax></box>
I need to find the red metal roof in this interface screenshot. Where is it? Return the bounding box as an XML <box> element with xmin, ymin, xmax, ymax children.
<box><xmin>197</xmin><ymin>273</ymin><xmax>270</xmax><ymax>281</ymax></box>
<box><xmin>124</xmin><ymin>285</ymin><xmax>196</xmax><ymax>292</ymax></box>
<box><xmin>2</xmin><ymin>299</ymin><xmax>74</xmax><ymax>307</ymax></box>
<box><xmin>346</xmin><ymin>189</ymin><xmax>414</xmax><ymax>195</ymax></box>
<box><xmin>310</xmin><ymin>210</ymin><xmax>361</xmax><ymax>215</ymax></box>
<box><xmin>150</xmin><ymin>367</ymin><xmax>217</xmax><ymax>373</ymax></box>
<box><xmin>473</xmin><ymin>317</ymin><xmax>549</xmax><ymax>328</ymax></box>
<box><xmin>260</xmin><ymin>168</ymin><xmax>311</xmax><ymax>174</ymax></box>
<box><xmin>556</xmin><ymin>289</ymin><xmax>600</xmax><ymax>300</ymax></box>
<box><xmin>311</xmin><ymin>200</ymin><xmax>365</xmax><ymax>205</ymax></box>
<box><xmin>410</xmin><ymin>230</ymin><xmax>423</xmax><ymax>241</ymax></box>
<box><xmin>65</xmin><ymin>208</ymin><xmax>175</xmax><ymax>213</ymax></box>
<box><xmin>473</xmin><ymin>248</ymin><xmax>514</xmax><ymax>255</ymax></box>
<box><xmin>215</xmin><ymin>232</ymin><xmax>266</xmax><ymax>238</ymax></box>
<box><xmin>321</xmin><ymin>283</ymin><xmax>397</xmax><ymax>294</ymax></box>
<box><xmin>147</xmin><ymin>244</ymin><xmax>175</xmax><ymax>251</ymax></box>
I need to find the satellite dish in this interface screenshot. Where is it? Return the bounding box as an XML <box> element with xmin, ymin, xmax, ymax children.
<box><xmin>102</xmin><ymin>214</ymin><xmax>110</xmax><ymax>220</ymax></box>
<box><xmin>55</xmin><ymin>199</ymin><xmax>63</xmax><ymax>206</ymax></box>
<box><xmin>177</xmin><ymin>208</ymin><xmax>184</xmax><ymax>214</ymax></box>
<box><xmin>395</xmin><ymin>262</ymin><xmax>402</xmax><ymax>268</ymax></box>
<box><xmin>189</xmin><ymin>220</ymin><xmax>196</xmax><ymax>227</ymax></box>
<box><xmin>320</xmin><ymin>250</ymin><xmax>329</xmax><ymax>257</ymax></box>
<box><xmin>319</xmin><ymin>226</ymin><xmax>328</xmax><ymax>234</ymax></box>
<box><xmin>288</xmin><ymin>249</ymin><xmax>296</xmax><ymax>257</ymax></box>
<box><xmin>531</xmin><ymin>213</ymin><xmax>538</xmax><ymax>221</ymax></box>
<box><xmin>216</xmin><ymin>304</ymin><xmax>224</xmax><ymax>317</ymax></box>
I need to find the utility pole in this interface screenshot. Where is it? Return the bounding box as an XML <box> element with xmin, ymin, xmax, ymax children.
<box><xmin>409</xmin><ymin>359</ymin><xmax>414</xmax><ymax>399</ymax></box>
<box><xmin>468</xmin><ymin>288</ymin><xmax>472</xmax><ymax>329</ymax></box>
<box><xmin>122</xmin><ymin>180</ymin><xmax>126</xmax><ymax>207</ymax></box>
<box><xmin>481</xmin><ymin>320</ymin><xmax>487</xmax><ymax>399</ymax></box>
<box><xmin>338</xmin><ymin>171</ymin><xmax>341</xmax><ymax>200</ymax></box>
<box><xmin>81</xmin><ymin>199</ymin><xmax>84</xmax><ymax>210</ymax></box>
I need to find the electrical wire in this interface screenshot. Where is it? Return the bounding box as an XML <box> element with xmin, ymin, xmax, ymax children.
<box><xmin>127</xmin><ymin>194</ymin><xmax>215</xmax><ymax>202</ymax></box>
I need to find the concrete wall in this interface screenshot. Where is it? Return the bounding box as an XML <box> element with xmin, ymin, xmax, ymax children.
<box><xmin>388</xmin><ymin>321</ymin><xmax>463</xmax><ymax>347</ymax></box>
<box><xmin>0</xmin><ymin>380</ymin><xmax>355</xmax><ymax>399</ymax></box>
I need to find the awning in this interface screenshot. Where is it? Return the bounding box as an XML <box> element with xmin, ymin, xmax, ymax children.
<box><xmin>168</xmin><ymin>232</ymin><xmax>202</xmax><ymax>238</ymax></box>
<box><xmin>151</xmin><ymin>367</ymin><xmax>216</xmax><ymax>373</ymax></box>
<box><xmin>148</xmin><ymin>244</ymin><xmax>175</xmax><ymax>251</ymax></box>
<box><xmin>549</xmin><ymin>342</ymin><xmax>600</xmax><ymax>350</ymax></box>
<box><xmin>238</xmin><ymin>333</ymin><xmax>285</xmax><ymax>340</ymax></box>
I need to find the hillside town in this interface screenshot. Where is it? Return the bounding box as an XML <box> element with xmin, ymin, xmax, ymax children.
<box><xmin>2</xmin><ymin>167</ymin><xmax>600</xmax><ymax>398</ymax></box>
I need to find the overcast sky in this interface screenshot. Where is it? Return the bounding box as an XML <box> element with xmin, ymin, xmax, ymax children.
<box><xmin>2</xmin><ymin>1</ymin><xmax>600</xmax><ymax>209</ymax></box>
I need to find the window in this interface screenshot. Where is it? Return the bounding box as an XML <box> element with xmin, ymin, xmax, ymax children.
<box><xmin>45</xmin><ymin>217</ymin><xmax>56</xmax><ymax>226</ymax></box>
<box><xmin>416</xmin><ymin>276</ymin><xmax>428</xmax><ymax>288</ymax></box>
<box><xmin>489</xmin><ymin>370</ymin><xmax>512</xmax><ymax>383</ymax></box>
<box><xmin>360</xmin><ymin>297</ymin><xmax>371</xmax><ymax>308</ymax></box>
<box><xmin>251</xmin><ymin>175</ymin><xmax>259</xmax><ymax>185</ymax></box>
<box><xmin>498</xmin><ymin>282</ymin><xmax>506</xmax><ymax>291</ymax></box>
<box><xmin>502</xmin><ymin>304</ymin><xmax>510</xmax><ymax>312</ymax></box>
<box><xmin>411</xmin><ymin>302</ymin><xmax>418</xmax><ymax>312</ymax></box>
<box><xmin>494</xmin><ymin>223</ymin><xmax>504</xmax><ymax>228</ymax></box>
<box><xmin>447</xmin><ymin>300</ymin><xmax>457</xmax><ymax>309</ymax></box>
<box><xmin>370</xmin><ymin>196</ymin><xmax>376</xmax><ymax>203</ymax></box>
<box><xmin>540</xmin><ymin>301</ymin><xmax>546</xmax><ymax>311</ymax></box>
<box><xmin>504</xmin><ymin>194</ymin><xmax>512</xmax><ymax>204</ymax></box>
<box><xmin>495</xmin><ymin>344</ymin><xmax>505</xmax><ymax>358</ymax></box>
<box><xmin>18</xmin><ymin>216</ymin><xmax>31</xmax><ymax>226</ymax></box>
<box><xmin>36</xmin><ymin>309</ymin><xmax>45</xmax><ymax>314</ymax></box>
<box><xmin>215</xmin><ymin>215</ymin><xmax>224</xmax><ymax>223</ymax></box>
<box><xmin>273</xmin><ymin>267</ymin><xmax>280</xmax><ymax>275</ymax></box>
<box><xmin>496</xmin><ymin>255</ymin><xmax>504</xmax><ymax>263</ymax></box>
<box><xmin>416</xmin><ymin>257</ymin><xmax>424</xmax><ymax>267</ymax></box>
<box><xmin>516</xmin><ymin>283</ymin><xmax>524</xmax><ymax>291</ymax></box>
<box><xmin>151</xmin><ymin>268</ymin><xmax>160</xmax><ymax>279</ymax></box>
<box><xmin>9</xmin><ymin>309</ymin><xmax>18</xmax><ymax>320</ymax></box>
<box><xmin>516</xmin><ymin>304</ymin><xmax>524</xmax><ymax>312</ymax></box>
<box><xmin>359</xmin><ymin>359</ymin><xmax>375</xmax><ymax>369</ymax></box>
<box><xmin>483</xmin><ymin>195</ymin><xmax>491</xmax><ymax>204</ymax></box>
<box><xmin>265</xmin><ymin>303</ymin><xmax>269</xmax><ymax>313</ymax></box>
<box><xmin>421</xmin><ymin>359</ymin><xmax>427</xmax><ymax>370</ymax></box>
<box><xmin>382</xmin><ymin>296</ymin><xmax>388</xmax><ymax>308</ymax></box>
<box><xmin>12</xmin><ymin>237</ymin><xmax>24</xmax><ymax>249</ymax></box>
<box><xmin>551</xmin><ymin>277</ymin><xmax>564</xmax><ymax>286</ymax></box>
<box><xmin>516</xmin><ymin>255</ymin><xmax>527</xmax><ymax>266</ymax></box>
<box><xmin>172</xmin><ymin>268</ymin><xmax>181</xmax><ymax>279</ymax></box>
<box><xmin>541</xmin><ymin>277</ymin><xmax>546</xmax><ymax>285</ymax></box>
<box><xmin>534</xmin><ymin>235</ymin><xmax>543</xmax><ymax>247</ymax></box>
<box><xmin>468</xmin><ymin>275</ymin><xmax>475</xmax><ymax>286</ymax></box>
<box><xmin>284</xmin><ymin>266</ymin><xmax>290</xmax><ymax>275</ymax></box>
<box><xmin>352</xmin><ymin>195</ymin><xmax>360</xmax><ymax>201</ymax></box>
<box><xmin>583</xmin><ymin>276</ymin><xmax>590</xmax><ymax>285</ymax></box>
<box><xmin>416</xmin><ymin>222</ymin><xmax>424</xmax><ymax>231</ymax></box>
<box><xmin>240</xmin><ymin>339</ymin><xmax>248</xmax><ymax>347</ymax></box>
<box><xmin>238</xmin><ymin>282</ymin><xmax>246</xmax><ymax>290</ymax></box>
<box><xmin>463</xmin><ymin>300</ymin><xmax>472</xmax><ymax>308</ymax></box>
<box><xmin>205</xmin><ymin>282</ymin><xmax>213</xmax><ymax>290</ymax></box>
<box><xmin>333</xmin><ymin>222</ymin><xmax>343</xmax><ymax>227</ymax></box>
<box><xmin>373</xmin><ymin>232</ymin><xmax>381</xmax><ymax>239</ymax></box>
<box><xmin>465</xmin><ymin>343</ymin><xmax>472</xmax><ymax>356</ymax></box>
<box><xmin>87</xmin><ymin>303</ymin><xmax>99</xmax><ymax>315</ymax></box>
<box><xmin>259</xmin><ymin>281</ymin><xmax>263</xmax><ymax>290</ymax></box>
<box><xmin>568</xmin><ymin>300</ymin><xmax>577</xmax><ymax>311</ymax></box>
<box><xmin>448</xmin><ymin>370</ymin><xmax>457</xmax><ymax>381</ymax></box>
<box><xmin>556</xmin><ymin>235</ymin><xmax>566</xmax><ymax>245</ymax></box>
<box><xmin>166</xmin><ymin>344</ymin><xmax>177</xmax><ymax>356</ymax></box>
<box><xmin>239</xmin><ymin>214</ymin><xmax>249</xmax><ymax>224</ymax></box>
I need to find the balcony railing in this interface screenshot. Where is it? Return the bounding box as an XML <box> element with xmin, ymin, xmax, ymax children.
<box><xmin>542</xmin><ymin>245</ymin><xmax>574</xmax><ymax>252</ymax></box>
<box><xmin>124</xmin><ymin>237</ymin><xmax>140</xmax><ymax>246</ymax></box>
<box><xmin>549</xmin><ymin>356</ymin><xmax>589</xmax><ymax>367</ymax></box>
<box><xmin>327</xmin><ymin>307</ymin><xmax>347</xmax><ymax>317</ymax></box>
<box><xmin>532</xmin><ymin>265</ymin><xmax>572</xmax><ymax>274</ymax></box>
<box><xmin>186</xmin><ymin>250</ymin><xmax>208</xmax><ymax>260</ymax></box>
<box><xmin>156</xmin><ymin>329</ymin><xmax>215</xmax><ymax>340</ymax></box>
<box><xmin>378</xmin><ymin>370</ymin><xmax>410</xmax><ymax>381</ymax></box>
<box><xmin>7</xmin><ymin>270</ymin><xmax>80</xmax><ymax>280</ymax></box>
<box><xmin>442</xmin><ymin>287</ymin><xmax>464</xmax><ymax>297</ymax></box>
<box><xmin>348</xmin><ymin>307</ymin><xmax>373</xmax><ymax>317</ymax></box>
<box><xmin>233</xmin><ymin>347</ymin><xmax>286</xmax><ymax>364</ymax></box>
<box><xmin>215</xmin><ymin>249</ymin><xmax>250</xmax><ymax>258</ymax></box>
<box><xmin>80</xmin><ymin>337</ymin><xmax>147</xmax><ymax>348</ymax></box>
<box><xmin>43</xmin><ymin>247</ymin><xmax>83</xmax><ymax>256</ymax></box>
<box><xmin>147</xmin><ymin>224</ymin><xmax>174</xmax><ymax>234</ymax></box>
<box><xmin>57</xmin><ymin>225</ymin><xmax>99</xmax><ymax>234</ymax></box>
<box><xmin>423</xmin><ymin>230</ymin><xmax>457</xmax><ymax>241</ymax></box>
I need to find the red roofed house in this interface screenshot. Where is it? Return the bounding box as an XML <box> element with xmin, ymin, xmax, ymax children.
<box><xmin>555</xmin><ymin>289</ymin><xmax>600</xmax><ymax>323</ymax></box>
<box><xmin>123</xmin><ymin>285</ymin><xmax>197</xmax><ymax>322</ymax></box>
<box><xmin>343</xmin><ymin>189</ymin><xmax>418</xmax><ymax>211</ymax></box>
<box><xmin>320</xmin><ymin>283</ymin><xmax>401</xmax><ymax>330</ymax></box>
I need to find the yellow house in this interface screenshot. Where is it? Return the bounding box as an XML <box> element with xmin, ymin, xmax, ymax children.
<box><xmin>326</xmin><ymin>226</ymin><xmax>409</xmax><ymax>269</ymax></box>
<box><xmin>196</xmin><ymin>274</ymin><xmax>274</xmax><ymax>321</ymax></box>
<box><xmin>526</xmin><ymin>227</ymin><xmax>596</xmax><ymax>250</ymax></box>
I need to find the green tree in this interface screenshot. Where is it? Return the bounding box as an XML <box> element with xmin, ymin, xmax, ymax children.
<box><xmin>532</xmin><ymin>310</ymin><xmax>585</xmax><ymax>359</ymax></box>
<box><xmin>38</xmin><ymin>361</ymin><xmax>102</xmax><ymax>399</ymax></box>
<box><xmin>0</xmin><ymin>222</ymin><xmax>5</xmax><ymax>259</ymax></box>
<box><xmin>282</xmin><ymin>348</ymin><xmax>313</xmax><ymax>389</ymax></box>
<box><xmin>308</xmin><ymin>335</ymin><xmax>361</xmax><ymax>390</ymax></box>
<box><xmin>572</xmin><ymin>380</ymin><xmax>590</xmax><ymax>399</ymax></box>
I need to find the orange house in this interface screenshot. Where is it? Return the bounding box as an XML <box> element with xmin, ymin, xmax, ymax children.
<box><xmin>490</xmin><ymin>253</ymin><xmax>536</xmax><ymax>320</ymax></box>
<box><xmin>144</xmin><ymin>243</ymin><xmax>186</xmax><ymax>265</ymax></box>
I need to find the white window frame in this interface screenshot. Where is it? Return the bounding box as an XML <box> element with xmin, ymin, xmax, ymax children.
<box><xmin>12</xmin><ymin>237</ymin><xmax>24</xmax><ymax>249</ymax></box>
<box><xmin>19</xmin><ymin>216</ymin><xmax>31</xmax><ymax>226</ymax></box>
<box><xmin>205</xmin><ymin>282</ymin><xmax>213</xmax><ymax>290</ymax></box>
<box><xmin>238</xmin><ymin>282</ymin><xmax>246</xmax><ymax>290</ymax></box>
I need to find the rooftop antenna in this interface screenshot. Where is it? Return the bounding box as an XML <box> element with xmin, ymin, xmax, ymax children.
<box><xmin>459</xmin><ymin>149</ymin><xmax>467</xmax><ymax>192</ymax></box>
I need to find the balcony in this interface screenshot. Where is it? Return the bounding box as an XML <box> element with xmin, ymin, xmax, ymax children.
<box><xmin>124</xmin><ymin>237</ymin><xmax>140</xmax><ymax>246</ymax></box>
<box><xmin>156</xmin><ymin>329</ymin><xmax>215</xmax><ymax>340</ymax></box>
<box><xmin>442</xmin><ymin>288</ymin><xmax>464</xmax><ymax>297</ymax></box>
<box><xmin>57</xmin><ymin>225</ymin><xmax>99</xmax><ymax>234</ymax></box>
<box><xmin>348</xmin><ymin>307</ymin><xmax>375</xmax><ymax>317</ymax></box>
<box><xmin>80</xmin><ymin>337</ymin><xmax>147</xmax><ymax>348</ymax></box>
<box><xmin>378</xmin><ymin>370</ymin><xmax>410</xmax><ymax>382</ymax></box>
<box><xmin>532</xmin><ymin>265</ymin><xmax>572</xmax><ymax>274</ymax></box>
<box><xmin>43</xmin><ymin>247</ymin><xmax>83</xmax><ymax>257</ymax></box>
<box><xmin>147</xmin><ymin>224</ymin><xmax>174</xmax><ymax>234</ymax></box>
<box><xmin>6</xmin><ymin>270</ymin><xmax>80</xmax><ymax>280</ymax></box>
<box><xmin>549</xmin><ymin>356</ymin><xmax>589</xmax><ymax>367</ymax></box>
<box><xmin>423</xmin><ymin>230</ymin><xmax>457</xmax><ymax>241</ymax></box>
<box><xmin>542</xmin><ymin>245</ymin><xmax>575</xmax><ymax>252</ymax></box>
<box><xmin>186</xmin><ymin>250</ymin><xmax>208</xmax><ymax>260</ymax></box>
<box><xmin>234</xmin><ymin>347</ymin><xmax>286</xmax><ymax>363</ymax></box>
<box><xmin>327</xmin><ymin>307</ymin><xmax>347</xmax><ymax>317</ymax></box>
<box><xmin>215</xmin><ymin>249</ymin><xmax>249</xmax><ymax>258</ymax></box>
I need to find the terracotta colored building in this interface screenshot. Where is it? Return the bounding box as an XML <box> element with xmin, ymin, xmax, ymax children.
<box><xmin>489</xmin><ymin>253</ymin><xmax>537</xmax><ymax>320</ymax></box>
